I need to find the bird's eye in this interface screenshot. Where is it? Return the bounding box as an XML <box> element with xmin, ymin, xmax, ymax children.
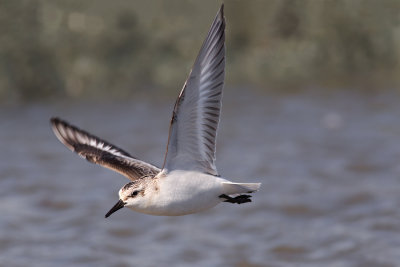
<box><xmin>130</xmin><ymin>191</ymin><xmax>139</xmax><ymax>197</ymax></box>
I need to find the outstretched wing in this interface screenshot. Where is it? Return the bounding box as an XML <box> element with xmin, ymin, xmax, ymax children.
<box><xmin>50</xmin><ymin>117</ymin><xmax>160</xmax><ymax>181</ymax></box>
<box><xmin>162</xmin><ymin>5</ymin><xmax>225</xmax><ymax>176</ymax></box>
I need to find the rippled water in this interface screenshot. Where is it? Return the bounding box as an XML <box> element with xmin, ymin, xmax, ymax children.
<box><xmin>1</xmin><ymin>90</ymin><xmax>400</xmax><ymax>266</ymax></box>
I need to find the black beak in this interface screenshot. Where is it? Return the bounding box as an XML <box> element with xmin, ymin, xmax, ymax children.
<box><xmin>105</xmin><ymin>199</ymin><xmax>125</xmax><ymax>218</ymax></box>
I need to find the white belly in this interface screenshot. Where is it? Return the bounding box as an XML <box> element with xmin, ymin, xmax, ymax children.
<box><xmin>131</xmin><ymin>170</ymin><xmax>226</xmax><ymax>216</ymax></box>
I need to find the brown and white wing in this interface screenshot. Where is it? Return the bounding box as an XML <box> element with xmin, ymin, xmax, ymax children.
<box><xmin>162</xmin><ymin>5</ymin><xmax>225</xmax><ymax>176</ymax></box>
<box><xmin>50</xmin><ymin>117</ymin><xmax>160</xmax><ymax>181</ymax></box>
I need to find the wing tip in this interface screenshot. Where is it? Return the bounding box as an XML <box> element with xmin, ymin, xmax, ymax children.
<box><xmin>216</xmin><ymin>4</ymin><xmax>225</xmax><ymax>28</ymax></box>
<box><xmin>50</xmin><ymin>116</ymin><xmax>60</xmax><ymax>126</ymax></box>
<box><xmin>50</xmin><ymin>117</ymin><xmax>69</xmax><ymax>139</ymax></box>
<box><xmin>219</xmin><ymin>4</ymin><xmax>224</xmax><ymax>19</ymax></box>
<box><xmin>50</xmin><ymin>117</ymin><xmax>68</xmax><ymax>130</ymax></box>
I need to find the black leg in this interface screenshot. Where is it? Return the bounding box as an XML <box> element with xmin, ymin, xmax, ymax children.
<box><xmin>219</xmin><ymin>194</ymin><xmax>252</xmax><ymax>204</ymax></box>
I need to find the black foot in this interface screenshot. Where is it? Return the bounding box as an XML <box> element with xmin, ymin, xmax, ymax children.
<box><xmin>219</xmin><ymin>194</ymin><xmax>252</xmax><ymax>204</ymax></box>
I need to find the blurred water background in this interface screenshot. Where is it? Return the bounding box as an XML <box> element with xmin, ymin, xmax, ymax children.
<box><xmin>1</xmin><ymin>1</ymin><xmax>400</xmax><ymax>266</ymax></box>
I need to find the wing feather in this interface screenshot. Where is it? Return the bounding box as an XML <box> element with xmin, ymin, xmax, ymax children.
<box><xmin>163</xmin><ymin>5</ymin><xmax>225</xmax><ymax>176</ymax></box>
<box><xmin>50</xmin><ymin>117</ymin><xmax>160</xmax><ymax>181</ymax></box>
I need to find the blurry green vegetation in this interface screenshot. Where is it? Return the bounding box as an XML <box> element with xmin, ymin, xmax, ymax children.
<box><xmin>1</xmin><ymin>0</ymin><xmax>400</xmax><ymax>102</ymax></box>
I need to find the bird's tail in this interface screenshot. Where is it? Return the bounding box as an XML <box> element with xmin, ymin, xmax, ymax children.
<box><xmin>221</xmin><ymin>182</ymin><xmax>261</xmax><ymax>195</ymax></box>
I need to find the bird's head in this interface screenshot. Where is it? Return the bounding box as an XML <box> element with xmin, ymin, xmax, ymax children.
<box><xmin>105</xmin><ymin>181</ymin><xmax>146</xmax><ymax>218</ymax></box>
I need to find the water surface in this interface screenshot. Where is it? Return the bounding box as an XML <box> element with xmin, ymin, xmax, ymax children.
<box><xmin>1</xmin><ymin>90</ymin><xmax>400</xmax><ymax>266</ymax></box>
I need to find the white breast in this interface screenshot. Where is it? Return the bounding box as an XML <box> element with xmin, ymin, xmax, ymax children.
<box><xmin>134</xmin><ymin>170</ymin><xmax>226</xmax><ymax>216</ymax></box>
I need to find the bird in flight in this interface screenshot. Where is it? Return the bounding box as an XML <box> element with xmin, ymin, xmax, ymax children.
<box><xmin>51</xmin><ymin>4</ymin><xmax>261</xmax><ymax>218</ymax></box>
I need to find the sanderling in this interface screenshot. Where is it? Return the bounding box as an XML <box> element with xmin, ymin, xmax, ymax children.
<box><xmin>51</xmin><ymin>5</ymin><xmax>261</xmax><ymax>217</ymax></box>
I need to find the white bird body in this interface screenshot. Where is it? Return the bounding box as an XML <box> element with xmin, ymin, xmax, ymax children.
<box><xmin>123</xmin><ymin>170</ymin><xmax>260</xmax><ymax>216</ymax></box>
<box><xmin>50</xmin><ymin>5</ymin><xmax>261</xmax><ymax>218</ymax></box>
<box><xmin>130</xmin><ymin>171</ymin><xmax>226</xmax><ymax>216</ymax></box>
